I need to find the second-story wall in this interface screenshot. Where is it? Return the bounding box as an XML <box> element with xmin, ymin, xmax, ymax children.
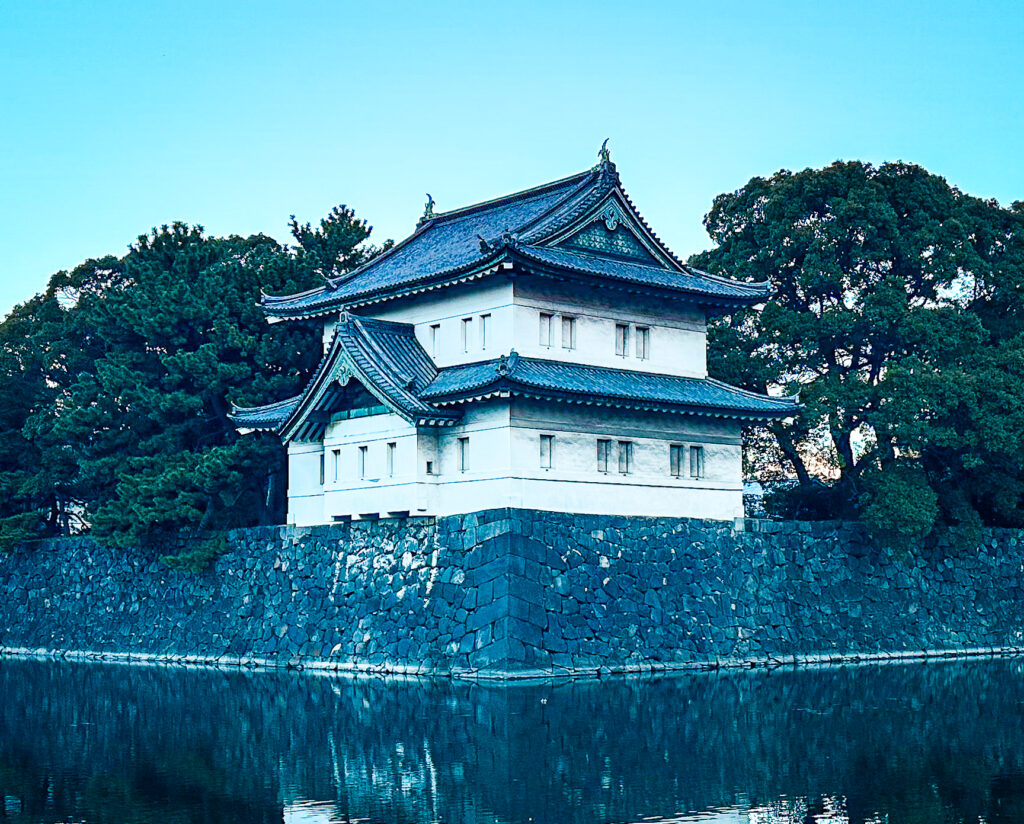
<box><xmin>512</xmin><ymin>276</ymin><xmax>707</xmax><ymax>377</ymax></box>
<box><xmin>348</xmin><ymin>272</ymin><xmax>708</xmax><ymax>379</ymax></box>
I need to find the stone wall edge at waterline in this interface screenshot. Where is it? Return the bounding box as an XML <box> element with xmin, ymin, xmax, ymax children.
<box><xmin>2</xmin><ymin>509</ymin><xmax>1024</xmax><ymax>679</ymax></box>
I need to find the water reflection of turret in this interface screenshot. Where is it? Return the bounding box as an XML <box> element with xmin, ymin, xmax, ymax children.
<box><xmin>1</xmin><ymin>659</ymin><xmax>1024</xmax><ymax>823</ymax></box>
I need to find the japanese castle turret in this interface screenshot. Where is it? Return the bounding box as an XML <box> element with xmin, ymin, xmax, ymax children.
<box><xmin>231</xmin><ymin>148</ymin><xmax>798</xmax><ymax>525</ymax></box>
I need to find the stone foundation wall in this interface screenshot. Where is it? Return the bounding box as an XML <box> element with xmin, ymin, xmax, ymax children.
<box><xmin>1</xmin><ymin>509</ymin><xmax>1022</xmax><ymax>677</ymax></box>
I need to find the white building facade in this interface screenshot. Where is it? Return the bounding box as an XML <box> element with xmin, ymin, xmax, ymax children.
<box><xmin>232</xmin><ymin>152</ymin><xmax>797</xmax><ymax>525</ymax></box>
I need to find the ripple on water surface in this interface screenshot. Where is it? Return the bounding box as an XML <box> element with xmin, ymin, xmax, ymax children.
<box><xmin>0</xmin><ymin>657</ymin><xmax>1022</xmax><ymax>823</ymax></box>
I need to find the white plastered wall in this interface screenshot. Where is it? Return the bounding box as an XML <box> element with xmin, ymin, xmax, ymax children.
<box><xmin>512</xmin><ymin>276</ymin><xmax>708</xmax><ymax>377</ymax></box>
<box><xmin>286</xmin><ymin>399</ymin><xmax>743</xmax><ymax>524</ymax></box>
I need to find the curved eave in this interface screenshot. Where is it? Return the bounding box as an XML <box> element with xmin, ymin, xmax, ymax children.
<box><xmin>425</xmin><ymin>381</ymin><xmax>800</xmax><ymax>421</ymax></box>
<box><xmin>228</xmin><ymin>396</ymin><xmax>302</xmax><ymax>435</ymax></box>
<box><xmin>262</xmin><ymin>255</ymin><xmax>515</xmax><ymax>321</ymax></box>
<box><xmin>512</xmin><ymin>251</ymin><xmax>770</xmax><ymax>310</ymax></box>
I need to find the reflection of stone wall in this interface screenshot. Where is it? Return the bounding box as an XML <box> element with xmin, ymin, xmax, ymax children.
<box><xmin>1</xmin><ymin>509</ymin><xmax>1024</xmax><ymax>676</ymax></box>
<box><xmin>2</xmin><ymin>658</ymin><xmax>1024</xmax><ymax>824</ymax></box>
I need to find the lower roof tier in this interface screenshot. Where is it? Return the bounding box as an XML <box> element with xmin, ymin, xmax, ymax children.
<box><xmin>231</xmin><ymin>348</ymin><xmax>799</xmax><ymax>439</ymax></box>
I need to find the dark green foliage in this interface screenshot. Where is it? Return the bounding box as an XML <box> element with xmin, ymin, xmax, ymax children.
<box><xmin>0</xmin><ymin>204</ymin><xmax>384</xmax><ymax>561</ymax></box>
<box><xmin>693</xmin><ymin>161</ymin><xmax>1024</xmax><ymax>541</ymax></box>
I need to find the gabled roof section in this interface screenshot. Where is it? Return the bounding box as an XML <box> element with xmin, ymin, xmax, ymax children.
<box><xmin>421</xmin><ymin>352</ymin><xmax>799</xmax><ymax>420</ymax></box>
<box><xmin>261</xmin><ymin>151</ymin><xmax>769</xmax><ymax>319</ymax></box>
<box><xmin>229</xmin><ymin>314</ymin><xmax>460</xmax><ymax>439</ymax></box>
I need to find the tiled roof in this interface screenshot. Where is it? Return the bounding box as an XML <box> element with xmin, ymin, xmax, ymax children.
<box><xmin>261</xmin><ymin>160</ymin><xmax>768</xmax><ymax>318</ymax></box>
<box><xmin>228</xmin><ymin>314</ymin><xmax>460</xmax><ymax>437</ymax></box>
<box><xmin>262</xmin><ymin>171</ymin><xmax>595</xmax><ymax>318</ymax></box>
<box><xmin>516</xmin><ymin>246</ymin><xmax>770</xmax><ymax>302</ymax></box>
<box><xmin>229</xmin><ymin>395</ymin><xmax>301</xmax><ymax>432</ymax></box>
<box><xmin>421</xmin><ymin>354</ymin><xmax>798</xmax><ymax>419</ymax></box>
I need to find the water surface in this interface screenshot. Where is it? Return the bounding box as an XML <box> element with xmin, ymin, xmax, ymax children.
<box><xmin>0</xmin><ymin>657</ymin><xmax>1022</xmax><ymax>823</ymax></box>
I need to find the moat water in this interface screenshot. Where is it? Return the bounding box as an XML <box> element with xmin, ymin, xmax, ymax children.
<box><xmin>0</xmin><ymin>657</ymin><xmax>1022</xmax><ymax>823</ymax></box>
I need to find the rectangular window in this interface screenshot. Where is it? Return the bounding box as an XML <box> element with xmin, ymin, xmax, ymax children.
<box><xmin>670</xmin><ymin>444</ymin><xmax>683</xmax><ymax>478</ymax></box>
<box><xmin>319</xmin><ymin>453</ymin><xmax>325</xmax><ymax>485</ymax></box>
<box><xmin>615</xmin><ymin>323</ymin><xmax>629</xmax><ymax>357</ymax></box>
<box><xmin>539</xmin><ymin>434</ymin><xmax>554</xmax><ymax>469</ymax></box>
<box><xmin>596</xmin><ymin>439</ymin><xmax>611</xmax><ymax>473</ymax></box>
<box><xmin>458</xmin><ymin>437</ymin><xmax>469</xmax><ymax>472</ymax></box>
<box><xmin>618</xmin><ymin>440</ymin><xmax>633</xmax><ymax>474</ymax></box>
<box><xmin>386</xmin><ymin>442</ymin><xmax>396</xmax><ymax>477</ymax></box>
<box><xmin>461</xmin><ymin>318</ymin><xmax>472</xmax><ymax>353</ymax></box>
<box><xmin>561</xmin><ymin>316</ymin><xmax>576</xmax><ymax>350</ymax></box>
<box><xmin>479</xmin><ymin>313</ymin><xmax>490</xmax><ymax>350</ymax></box>
<box><xmin>430</xmin><ymin>323</ymin><xmax>440</xmax><ymax>358</ymax></box>
<box><xmin>636</xmin><ymin>326</ymin><xmax>650</xmax><ymax>360</ymax></box>
<box><xmin>425</xmin><ymin>460</ymin><xmax>435</xmax><ymax>475</ymax></box>
<box><xmin>539</xmin><ymin>312</ymin><xmax>553</xmax><ymax>348</ymax></box>
<box><xmin>358</xmin><ymin>445</ymin><xmax>368</xmax><ymax>479</ymax></box>
<box><xmin>332</xmin><ymin>448</ymin><xmax>341</xmax><ymax>482</ymax></box>
<box><xmin>690</xmin><ymin>445</ymin><xmax>705</xmax><ymax>479</ymax></box>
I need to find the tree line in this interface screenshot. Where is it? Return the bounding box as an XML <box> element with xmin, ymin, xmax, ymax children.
<box><xmin>0</xmin><ymin>207</ymin><xmax>386</xmax><ymax>563</ymax></box>
<box><xmin>695</xmin><ymin>160</ymin><xmax>1024</xmax><ymax>549</ymax></box>
<box><xmin>1</xmin><ymin>160</ymin><xmax>1022</xmax><ymax>558</ymax></box>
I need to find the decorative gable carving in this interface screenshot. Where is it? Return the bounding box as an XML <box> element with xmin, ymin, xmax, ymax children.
<box><xmin>554</xmin><ymin>201</ymin><xmax>662</xmax><ymax>265</ymax></box>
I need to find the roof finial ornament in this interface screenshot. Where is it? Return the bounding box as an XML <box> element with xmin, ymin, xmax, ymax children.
<box><xmin>422</xmin><ymin>193</ymin><xmax>435</xmax><ymax>222</ymax></box>
<box><xmin>598</xmin><ymin>138</ymin><xmax>610</xmax><ymax>164</ymax></box>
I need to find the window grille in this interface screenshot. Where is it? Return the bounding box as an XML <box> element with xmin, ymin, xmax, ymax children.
<box><xmin>540</xmin><ymin>434</ymin><xmax>554</xmax><ymax>469</ymax></box>
<box><xmin>615</xmin><ymin>324</ymin><xmax>629</xmax><ymax>357</ymax></box>
<box><xmin>539</xmin><ymin>313</ymin><xmax>553</xmax><ymax>347</ymax></box>
<box><xmin>690</xmin><ymin>445</ymin><xmax>705</xmax><ymax>479</ymax></box>
<box><xmin>618</xmin><ymin>440</ymin><xmax>633</xmax><ymax>474</ymax></box>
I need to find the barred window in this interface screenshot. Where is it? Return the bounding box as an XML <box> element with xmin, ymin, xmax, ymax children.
<box><xmin>597</xmin><ymin>439</ymin><xmax>611</xmax><ymax>473</ymax></box>
<box><xmin>615</xmin><ymin>323</ymin><xmax>629</xmax><ymax>357</ymax></box>
<box><xmin>670</xmin><ymin>444</ymin><xmax>683</xmax><ymax>477</ymax></box>
<box><xmin>561</xmin><ymin>316</ymin><xmax>576</xmax><ymax>350</ymax></box>
<box><xmin>540</xmin><ymin>434</ymin><xmax>554</xmax><ymax>469</ymax></box>
<box><xmin>636</xmin><ymin>326</ymin><xmax>650</xmax><ymax>360</ymax></box>
<box><xmin>690</xmin><ymin>445</ymin><xmax>705</xmax><ymax>479</ymax></box>
<box><xmin>618</xmin><ymin>440</ymin><xmax>633</xmax><ymax>474</ymax></box>
<box><xmin>539</xmin><ymin>312</ymin><xmax>553</xmax><ymax>347</ymax></box>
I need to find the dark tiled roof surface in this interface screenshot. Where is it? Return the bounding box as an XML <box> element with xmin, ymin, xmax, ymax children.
<box><xmin>229</xmin><ymin>395</ymin><xmax>301</xmax><ymax>431</ymax></box>
<box><xmin>229</xmin><ymin>314</ymin><xmax>460</xmax><ymax>435</ymax></box>
<box><xmin>421</xmin><ymin>355</ymin><xmax>798</xmax><ymax>418</ymax></box>
<box><xmin>517</xmin><ymin>246</ymin><xmax>770</xmax><ymax>302</ymax></box>
<box><xmin>263</xmin><ymin>172</ymin><xmax>594</xmax><ymax>317</ymax></box>
<box><xmin>261</xmin><ymin>162</ymin><xmax>768</xmax><ymax>317</ymax></box>
<box><xmin>335</xmin><ymin>315</ymin><xmax>450</xmax><ymax>419</ymax></box>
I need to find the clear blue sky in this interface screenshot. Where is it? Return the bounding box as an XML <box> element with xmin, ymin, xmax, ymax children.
<box><xmin>2</xmin><ymin>1</ymin><xmax>1022</xmax><ymax>315</ymax></box>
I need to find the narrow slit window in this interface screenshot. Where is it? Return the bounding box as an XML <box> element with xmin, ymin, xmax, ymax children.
<box><xmin>425</xmin><ymin>460</ymin><xmax>435</xmax><ymax>475</ymax></box>
<box><xmin>670</xmin><ymin>444</ymin><xmax>683</xmax><ymax>478</ymax></box>
<box><xmin>358</xmin><ymin>445</ymin><xmax>368</xmax><ymax>479</ymax></box>
<box><xmin>540</xmin><ymin>434</ymin><xmax>554</xmax><ymax>469</ymax></box>
<box><xmin>386</xmin><ymin>442</ymin><xmax>396</xmax><ymax>477</ymax></box>
<box><xmin>596</xmin><ymin>439</ymin><xmax>611</xmax><ymax>473</ymax></box>
<box><xmin>636</xmin><ymin>326</ymin><xmax>651</xmax><ymax>360</ymax></box>
<box><xmin>539</xmin><ymin>312</ymin><xmax>553</xmax><ymax>348</ymax></box>
<box><xmin>561</xmin><ymin>316</ymin><xmax>576</xmax><ymax>350</ymax></box>
<box><xmin>458</xmin><ymin>437</ymin><xmax>469</xmax><ymax>472</ymax></box>
<box><xmin>618</xmin><ymin>440</ymin><xmax>633</xmax><ymax>474</ymax></box>
<box><xmin>461</xmin><ymin>318</ymin><xmax>472</xmax><ymax>353</ymax></box>
<box><xmin>615</xmin><ymin>323</ymin><xmax>629</xmax><ymax>357</ymax></box>
<box><xmin>430</xmin><ymin>323</ymin><xmax>440</xmax><ymax>358</ymax></box>
<box><xmin>332</xmin><ymin>448</ymin><xmax>341</xmax><ymax>482</ymax></box>
<box><xmin>690</xmin><ymin>445</ymin><xmax>705</xmax><ymax>479</ymax></box>
<box><xmin>319</xmin><ymin>453</ymin><xmax>325</xmax><ymax>486</ymax></box>
<box><xmin>479</xmin><ymin>314</ymin><xmax>490</xmax><ymax>350</ymax></box>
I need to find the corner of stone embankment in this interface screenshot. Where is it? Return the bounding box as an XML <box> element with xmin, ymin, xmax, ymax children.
<box><xmin>2</xmin><ymin>509</ymin><xmax>1024</xmax><ymax>679</ymax></box>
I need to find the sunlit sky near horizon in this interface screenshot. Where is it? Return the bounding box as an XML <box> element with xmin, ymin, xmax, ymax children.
<box><xmin>2</xmin><ymin>0</ymin><xmax>1022</xmax><ymax>315</ymax></box>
